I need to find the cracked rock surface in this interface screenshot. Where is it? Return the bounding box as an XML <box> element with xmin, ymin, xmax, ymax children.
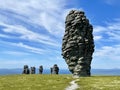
<box><xmin>62</xmin><ymin>10</ymin><xmax>94</xmax><ymax>77</ymax></box>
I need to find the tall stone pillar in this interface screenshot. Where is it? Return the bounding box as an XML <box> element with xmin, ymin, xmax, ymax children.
<box><xmin>62</xmin><ymin>10</ymin><xmax>94</xmax><ymax>77</ymax></box>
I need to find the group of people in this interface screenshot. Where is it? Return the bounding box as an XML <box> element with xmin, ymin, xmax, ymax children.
<box><xmin>22</xmin><ymin>64</ymin><xmax>59</xmax><ymax>74</ymax></box>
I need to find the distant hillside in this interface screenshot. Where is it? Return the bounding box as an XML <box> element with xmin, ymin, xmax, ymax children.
<box><xmin>0</xmin><ymin>69</ymin><xmax>22</xmax><ymax>75</ymax></box>
<box><xmin>0</xmin><ymin>68</ymin><xmax>120</xmax><ymax>75</ymax></box>
<box><xmin>91</xmin><ymin>69</ymin><xmax>120</xmax><ymax>75</ymax></box>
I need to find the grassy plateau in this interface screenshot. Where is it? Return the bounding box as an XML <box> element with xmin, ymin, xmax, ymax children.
<box><xmin>0</xmin><ymin>74</ymin><xmax>72</xmax><ymax>90</ymax></box>
<box><xmin>77</xmin><ymin>76</ymin><xmax>120</xmax><ymax>90</ymax></box>
<box><xmin>0</xmin><ymin>74</ymin><xmax>120</xmax><ymax>90</ymax></box>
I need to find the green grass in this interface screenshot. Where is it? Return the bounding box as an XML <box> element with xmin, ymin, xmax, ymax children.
<box><xmin>0</xmin><ymin>75</ymin><xmax>120</xmax><ymax>90</ymax></box>
<box><xmin>0</xmin><ymin>74</ymin><xmax>72</xmax><ymax>90</ymax></box>
<box><xmin>76</xmin><ymin>76</ymin><xmax>120</xmax><ymax>90</ymax></box>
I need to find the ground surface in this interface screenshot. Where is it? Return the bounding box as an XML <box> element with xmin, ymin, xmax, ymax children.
<box><xmin>0</xmin><ymin>75</ymin><xmax>120</xmax><ymax>90</ymax></box>
<box><xmin>77</xmin><ymin>76</ymin><xmax>120</xmax><ymax>90</ymax></box>
<box><xmin>0</xmin><ymin>74</ymin><xmax>72</xmax><ymax>90</ymax></box>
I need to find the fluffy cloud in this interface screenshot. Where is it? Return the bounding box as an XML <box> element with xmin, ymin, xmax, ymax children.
<box><xmin>0</xmin><ymin>22</ymin><xmax>59</xmax><ymax>47</ymax></box>
<box><xmin>92</xmin><ymin>44</ymin><xmax>120</xmax><ymax>69</ymax></box>
<box><xmin>92</xmin><ymin>19</ymin><xmax>120</xmax><ymax>69</ymax></box>
<box><xmin>0</xmin><ymin>0</ymin><xmax>72</xmax><ymax>53</ymax></box>
<box><xmin>0</xmin><ymin>0</ymin><xmax>120</xmax><ymax>69</ymax></box>
<box><xmin>13</xmin><ymin>42</ymin><xmax>46</xmax><ymax>54</ymax></box>
<box><xmin>0</xmin><ymin>0</ymin><xmax>67</xmax><ymax>36</ymax></box>
<box><xmin>94</xmin><ymin>19</ymin><xmax>120</xmax><ymax>42</ymax></box>
<box><xmin>94</xmin><ymin>45</ymin><xmax>120</xmax><ymax>59</ymax></box>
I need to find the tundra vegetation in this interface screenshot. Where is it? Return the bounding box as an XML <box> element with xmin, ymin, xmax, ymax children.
<box><xmin>0</xmin><ymin>75</ymin><xmax>120</xmax><ymax>90</ymax></box>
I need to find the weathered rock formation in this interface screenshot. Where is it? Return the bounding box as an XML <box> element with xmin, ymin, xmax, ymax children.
<box><xmin>50</xmin><ymin>67</ymin><xmax>53</xmax><ymax>74</ymax></box>
<box><xmin>39</xmin><ymin>65</ymin><xmax>43</xmax><ymax>74</ymax></box>
<box><xmin>53</xmin><ymin>64</ymin><xmax>59</xmax><ymax>74</ymax></box>
<box><xmin>22</xmin><ymin>65</ymin><xmax>30</xmax><ymax>74</ymax></box>
<box><xmin>62</xmin><ymin>10</ymin><xmax>94</xmax><ymax>77</ymax></box>
<box><xmin>30</xmin><ymin>67</ymin><xmax>36</xmax><ymax>74</ymax></box>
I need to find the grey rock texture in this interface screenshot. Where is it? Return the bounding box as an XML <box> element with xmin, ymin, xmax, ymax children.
<box><xmin>53</xmin><ymin>64</ymin><xmax>59</xmax><ymax>74</ymax></box>
<box><xmin>22</xmin><ymin>65</ymin><xmax>30</xmax><ymax>74</ymax></box>
<box><xmin>39</xmin><ymin>65</ymin><xmax>43</xmax><ymax>74</ymax></box>
<box><xmin>62</xmin><ymin>10</ymin><xmax>94</xmax><ymax>77</ymax></box>
<box><xmin>50</xmin><ymin>67</ymin><xmax>53</xmax><ymax>74</ymax></box>
<box><xmin>30</xmin><ymin>67</ymin><xmax>36</xmax><ymax>74</ymax></box>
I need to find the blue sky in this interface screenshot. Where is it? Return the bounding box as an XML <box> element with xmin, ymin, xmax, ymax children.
<box><xmin>0</xmin><ymin>0</ymin><xmax>120</xmax><ymax>69</ymax></box>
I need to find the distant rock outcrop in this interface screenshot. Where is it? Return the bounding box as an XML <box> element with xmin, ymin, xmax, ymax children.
<box><xmin>22</xmin><ymin>65</ymin><xmax>30</xmax><ymax>74</ymax></box>
<box><xmin>53</xmin><ymin>64</ymin><xmax>59</xmax><ymax>74</ymax></box>
<box><xmin>39</xmin><ymin>65</ymin><xmax>43</xmax><ymax>74</ymax></box>
<box><xmin>30</xmin><ymin>67</ymin><xmax>36</xmax><ymax>74</ymax></box>
<box><xmin>62</xmin><ymin>10</ymin><xmax>94</xmax><ymax>77</ymax></box>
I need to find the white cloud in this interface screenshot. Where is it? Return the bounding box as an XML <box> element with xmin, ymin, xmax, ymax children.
<box><xmin>0</xmin><ymin>0</ymin><xmax>72</xmax><ymax>50</ymax></box>
<box><xmin>93</xmin><ymin>26</ymin><xmax>106</xmax><ymax>40</ymax></box>
<box><xmin>0</xmin><ymin>0</ymin><xmax>120</xmax><ymax>69</ymax></box>
<box><xmin>94</xmin><ymin>19</ymin><xmax>120</xmax><ymax>42</ymax></box>
<box><xmin>94</xmin><ymin>26</ymin><xmax>107</xmax><ymax>33</ymax></box>
<box><xmin>0</xmin><ymin>34</ymin><xmax>11</xmax><ymax>38</ymax></box>
<box><xmin>107</xmin><ymin>31</ymin><xmax>120</xmax><ymax>40</ymax></box>
<box><xmin>92</xmin><ymin>44</ymin><xmax>120</xmax><ymax>69</ymax></box>
<box><xmin>94</xmin><ymin>45</ymin><xmax>120</xmax><ymax>60</ymax></box>
<box><xmin>12</xmin><ymin>42</ymin><xmax>46</xmax><ymax>54</ymax></box>
<box><xmin>107</xmin><ymin>20</ymin><xmax>120</xmax><ymax>31</ymax></box>
<box><xmin>2</xmin><ymin>51</ymin><xmax>30</xmax><ymax>56</ymax></box>
<box><xmin>94</xmin><ymin>36</ymin><xmax>102</xmax><ymax>41</ymax></box>
<box><xmin>93</xmin><ymin>19</ymin><xmax>120</xmax><ymax>68</ymax></box>
<box><xmin>0</xmin><ymin>40</ymin><xmax>47</xmax><ymax>54</ymax></box>
<box><xmin>0</xmin><ymin>0</ymin><xmax>84</xmax><ymax>48</ymax></box>
<box><xmin>93</xmin><ymin>26</ymin><xmax>105</xmax><ymax>42</ymax></box>
<box><xmin>0</xmin><ymin>0</ymin><xmax>67</xmax><ymax>36</ymax></box>
<box><xmin>0</xmin><ymin>21</ymin><xmax>60</xmax><ymax>47</ymax></box>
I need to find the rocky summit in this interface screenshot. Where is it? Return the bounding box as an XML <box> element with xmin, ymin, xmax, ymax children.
<box><xmin>62</xmin><ymin>10</ymin><xmax>94</xmax><ymax>77</ymax></box>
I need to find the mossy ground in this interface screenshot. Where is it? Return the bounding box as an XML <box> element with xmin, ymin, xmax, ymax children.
<box><xmin>0</xmin><ymin>75</ymin><xmax>120</xmax><ymax>90</ymax></box>
<box><xmin>0</xmin><ymin>74</ymin><xmax>72</xmax><ymax>90</ymax></box>
<box><xmin>76</xmin><ymin>76</ymin><xmax>120</xmax><ymax>90</ymax></box>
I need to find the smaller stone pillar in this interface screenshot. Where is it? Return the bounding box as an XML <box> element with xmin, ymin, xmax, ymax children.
<box><xmin>39</xmin><ymin>65</ymin><xmax>43</xmax><ymax>74</ymax></box>
<box><xmin>22</xmin><ymin>65</ymin><xmax>30</xmax><ymax>74</ymax></box>
<box><xmin>53</xmin><ymin>64</ymin><xmax>59</xmax><ymax>74</ymax></box>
